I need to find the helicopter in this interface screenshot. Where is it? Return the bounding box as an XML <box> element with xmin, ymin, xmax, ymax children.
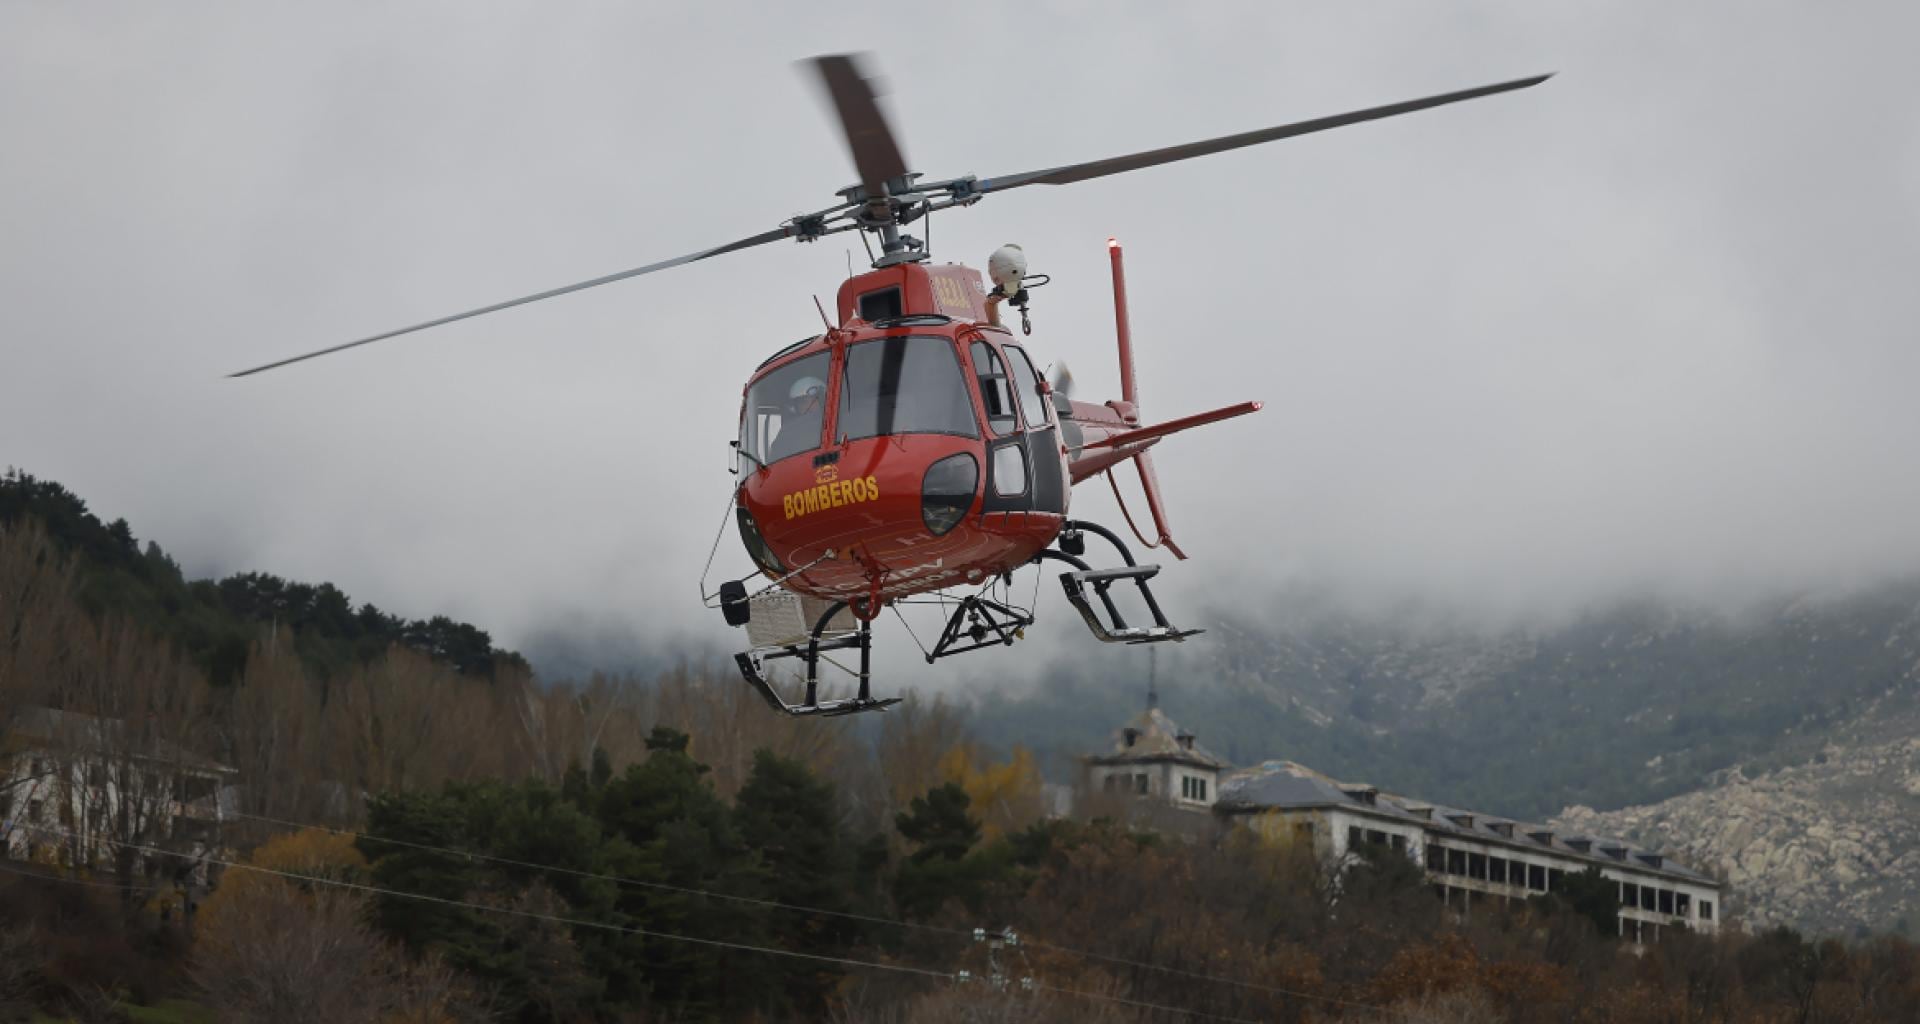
<box><xmin>233</xmin><ymin>55</ymin><xmax>1549</xmax><ymax>717</ymax></box>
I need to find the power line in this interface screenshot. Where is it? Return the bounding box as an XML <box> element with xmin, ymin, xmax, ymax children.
<box><xmin>228</xmin><ymin>808</ymin><xmax>1398</xmax><ymax>1018</ymax></box>
<box><xmin>32</xmin><ymin>824</ymin><xmax>955</xmax><ymax>984</ymax></box>
<box><xmin>16</xmin><ymin>815</ymin><xmax>1408</xmax><ymax>1022</ymax></box>
<box><xmin>228</xmin><ymin>809</ymin><xmax>972</xmax><ymax>941</ymax></box>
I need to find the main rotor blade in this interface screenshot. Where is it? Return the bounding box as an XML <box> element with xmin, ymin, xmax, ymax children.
<box><xmin>810</xmin><ymin>53</ymin><xmax>910</xmax><ymax>195</ymax></box>
<box><xmin>228</xmin><ymin>226</ymin><xmax>793</xmax><ymax>377</ymax></box>
<box><xmin>978</xmin><ymin>73</ymin><xmax>1552</xmax><ymax>193</ymax></box>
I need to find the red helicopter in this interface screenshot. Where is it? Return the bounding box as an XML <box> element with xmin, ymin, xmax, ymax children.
<box><xmin>234</xmin><ymin>56</ymin><xmax>1548</xmax><ymax>716</ymax></box>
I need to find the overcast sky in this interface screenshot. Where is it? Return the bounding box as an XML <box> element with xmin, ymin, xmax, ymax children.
<box><xmin>4</xmin><ymin>2</ymin><xmax>1918</xmax><ymax>676</ymax></box>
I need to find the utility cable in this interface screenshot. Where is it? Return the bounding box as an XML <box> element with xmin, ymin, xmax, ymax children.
<box><xmin>227</xmin><ymin>809</ymin><xmax>974</xmax><ymax>941</ymax></box>
<box><xmin>31</xmin><ymin>825</ymin><xmax>955</xmax><ymax>983</ymax></box>
<box><xmin>17</xmin><ymin>812</ymin><xmax>1408</xmax><ymax>1020</ymax></box>
<box><xmin>228</xmin><ymin>809</ymin><xmax>1399</xmax><ymax>1017</ymax></box>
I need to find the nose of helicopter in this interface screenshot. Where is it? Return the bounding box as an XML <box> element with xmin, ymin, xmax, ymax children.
<box><xmin>735</xmin><ymin>433</ymin><xmax>994</xmax><ymax>598</ymax></box>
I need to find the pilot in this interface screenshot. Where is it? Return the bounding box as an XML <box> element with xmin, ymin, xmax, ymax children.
<box><xmin>766</xmin><ymin>375</ymin><xmax>827</xmax><ymax>463</ymax></box>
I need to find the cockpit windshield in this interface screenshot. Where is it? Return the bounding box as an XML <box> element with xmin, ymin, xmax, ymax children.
<box><xmin>741</xmin><ymin>352</ymin><xmax>831</xmax><ymax>467</ymax></box>
<box><xmin>838</xmin><ymin>336</ymin><xmax>979</xmax><ymax>442</ymax></box>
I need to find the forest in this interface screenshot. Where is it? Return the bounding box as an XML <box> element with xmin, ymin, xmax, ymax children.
<box><xmin>4</xmin><ymin>469</ymin><xmax>1920</xmax><ymax>1023</ymax></box>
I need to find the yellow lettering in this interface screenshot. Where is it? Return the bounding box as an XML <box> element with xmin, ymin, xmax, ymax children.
<box><xmin>783</xmin><ymin>495</ymin><xmax>794</xmax><ymax>520</ymax></box>
<box><xmin>804</xmin><ymin>488</ymin><xmax>818</xmax><ymax>514</ymax></box>
<box><xmin>866</xmin><ymin>475</ymin><xmax>879</xmax><ymax>500</ymax></box>
<box><xmin>851</xmin><ymin>478</ymin><xmax>869</xmax><ymax>502</ymax></box>
<box><xmin>839</xmin><ymin>481</ymin><xmax>853</xmax><ymax>505</ymax></box>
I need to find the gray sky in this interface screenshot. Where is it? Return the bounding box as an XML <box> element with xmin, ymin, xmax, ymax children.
<box><xmin>4</xmin><ymin>2</ymin><xmax>1918</xmax><ymax>672</ymax></box>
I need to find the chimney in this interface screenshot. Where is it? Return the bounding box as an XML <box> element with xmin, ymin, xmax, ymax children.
<box><xmin>1123</xmin><ymin>728</ymin><xmax>1139</xmax><ymax>748</ymax></box>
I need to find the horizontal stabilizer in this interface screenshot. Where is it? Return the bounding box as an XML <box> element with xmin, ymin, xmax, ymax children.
<box><xmin>1073</xmin><ymin>400</ymin><xmax>1263</xmax><ymax>453</ymax></box>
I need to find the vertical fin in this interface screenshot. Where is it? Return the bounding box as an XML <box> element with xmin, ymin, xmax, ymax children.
<box><xmin>1108</xmin><ymin>238</ymin><xmax>1139</xmax><ymax>420</ymax></box>
<box><xmin>1132</xmin><ymin>451</ymin><xmax>1188</xmax><ymax>560</ymax></box>
<box><xmin>1108</xmin><ymin>236</ymin><xmax>1185</xmax><ymax>558</ymax></box>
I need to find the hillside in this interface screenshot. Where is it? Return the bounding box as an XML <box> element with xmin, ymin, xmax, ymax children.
<box><xmin>977</xmin><ymin>585</ymin><xmax>1920</xmax><ymax>819</ymax></box>
<box><xmin>970</xmin><ymin>585</ymin><xmax>1920</xmax><ymax>931</ymax></box>
<box><xmin>0</xmin><ymin>468</ymin><xmax>525</xmax><ymax>683</ymax></box>
<box><xmin>1556</xmin><ymin>703</ymin><xmax>1920</xmax><ymax>937</ymax></box>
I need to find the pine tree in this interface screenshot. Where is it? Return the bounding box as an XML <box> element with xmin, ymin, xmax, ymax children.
<box><xmin>735</xmin><ymin>749</ymin><xmax>861</xmax><ymax>1011</ymax></box>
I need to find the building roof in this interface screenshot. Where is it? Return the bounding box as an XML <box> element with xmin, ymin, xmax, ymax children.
<box><xmin>1084</xmin><ymin>706</ymin><xmax>1229</xmax><ymax>770</ymax></box>
<box><xmin>7</xmin><ymin>707</ymin><xmax>235</xmax><ymax>775</ymax></box>
<box><xmin>1216</xmin><ymin>759</ymin><xmax>1715</xmax><ymax>887</ymax></box>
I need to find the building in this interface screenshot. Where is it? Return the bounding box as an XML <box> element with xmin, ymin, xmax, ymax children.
<box><xmin>1217</xmin><ymin>759</ymin><xmax>1721</xmax><ymax>942</ymax></box>
<box><xmin>1081</xmin><ymin>698</ymin><xmax>1725</xmax><ymax>943</ymax></box>
<box><xmin>1083</xmin><ymin>699</ymin><xmax>1228</xmax><ymax>805</ymax></box>
<box><xmin>1079</xmin><ymin>695</ymin><xmax>1229</xmax><ymax>834</ymax></box>
<box><xmin>0</xmin><ymin>707</ymin><xmax>235</xmax><ymax>880</ymax></box>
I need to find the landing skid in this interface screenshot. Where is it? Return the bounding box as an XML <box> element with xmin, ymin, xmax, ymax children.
<box><xmin>728</xmin><ymin>520</ymin><xmax>1196</xmax><ymax>717</ymax></box>
<box><xmin>734</xmin><ymin>602</ymin><xmax>902</xmax><ymax>718</ymax></box>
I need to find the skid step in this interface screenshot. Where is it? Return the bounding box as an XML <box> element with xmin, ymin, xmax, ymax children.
<box><xmin>1067</xmin><ymin>565</ymin><xmax>1161</xmax><ymax>585</ymax></box>
<box><xmin>1058</xmin><ymin>562</ymin><xmax>1202</xmax><ymax>645</ymax></box>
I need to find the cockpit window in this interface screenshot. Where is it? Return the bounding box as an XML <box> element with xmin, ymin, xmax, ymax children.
<box><xmin>1002</xmin><ymin>344</ymin><xmax>1051</xmax><ymax>430</ymax></box>
<box><xmin>970</xmin><ymin>341</ymin><xmax>1018</xmax><ymax>435</ymax></box>
<box><xmin>838</xmin><ymin>336</ymin><xmax>979</xmax><ymax>442</ymax></box>
<box><xmin>741</xmin><ymin>352</ymin><xmax>831</xmax><ymax>467</ymax></box>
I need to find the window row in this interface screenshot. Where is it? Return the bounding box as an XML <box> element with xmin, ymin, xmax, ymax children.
<box><xmin>1621</xmin><ymin>881</ymin><xmax>1711</xmax><ymax>920</ymax></box>
<box><xmin>1347</xmin><ymin>825</ymin><xmax>1408</xmax><ymax>854</ymax></box>
<box><xmin>1426</xmin><ymin>842</ymin><xmax>1562</xmax><ymax>892</ymax></box>
<box><xmin>741</xmin><ymin>337</ymin><xmax>1052</xmax><ymax>467</ymax></box>
<box><xmin>1420</xmin><ymin>839</ymin><xmax>1715</xmax><ymax>921</ymax></box>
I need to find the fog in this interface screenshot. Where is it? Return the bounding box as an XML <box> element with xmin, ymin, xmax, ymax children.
<box><xmin>4</xmin><ymin>2</ymin><xmax>1918</xmax><ymax>678</ymax></box>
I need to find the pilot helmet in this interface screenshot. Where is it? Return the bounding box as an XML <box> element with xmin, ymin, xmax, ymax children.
<box><xmin>787</xmin><ymin>376</ymin><xmax>826</xmax><ymax>414</ymax></box>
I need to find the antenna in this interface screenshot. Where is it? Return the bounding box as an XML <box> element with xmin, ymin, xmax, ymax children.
<box><xmin>813</xmin><ymin>295</ymin><xmax>833</xmax><ymax>331</ymax></box>
<box><xmin>1147</xmin><ymin>647</ymin><xmax>1158</xmax><ymax>710</ymax></box>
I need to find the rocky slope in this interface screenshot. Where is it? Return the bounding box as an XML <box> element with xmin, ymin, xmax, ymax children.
<box><xmin>1556</xmin><ymin>707</ymin><xmax>1920</xmax><ymax>936</ymax></box>
<box><xmin>972</xmin><ymin>582</ymin><xmax>1920</xmax><ymax>932</ymax></box>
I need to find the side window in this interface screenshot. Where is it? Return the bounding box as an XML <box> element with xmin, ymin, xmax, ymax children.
<box><xmin>741</xmin><ymin>352</ymin><xmax>832</xmax><ymax>466</ymax></box>
<box><xmin>970</xmin><ymin>342</ymin><xmax>1019</xmax><ymax>434</ymax></box>
<box><xmin>1002</xmin><ymin>344</ymin><xmax>1050</xmax><ymax>430</ymax></box>
<box><xmin>991</xmin><ymin>443</ymin><xmax>1027</xmax><ymax>497</ymax></box>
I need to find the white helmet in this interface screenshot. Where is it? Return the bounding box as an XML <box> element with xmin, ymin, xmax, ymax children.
<box><xmin>787</xmin><ymin>375</ymin><xmax>826</xmax><ymax>414</ymax></box>
<box><xmin>988</xmin><ymin>243</ymin><xmax>1027</xmax><ymax>295</ymax></box>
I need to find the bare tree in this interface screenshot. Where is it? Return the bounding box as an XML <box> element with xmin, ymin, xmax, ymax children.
<box><xmin>645</xmin><ymin>662</ymin><xmax>855</xmax><ymax>798</ymax></box>
<box><xmin>0</xmin><ymin>521</ymin><xmax>80</xmax><ymax>841</ymax></box>
<box><xmin>508</xmin><ymin>670</ymin><xmax>645</xmax><ymax>786</ymax></box>
<box><xmin>195</xmin><ymin>879</ymin><xmax>396</xmax><ymax>1023</ymax></box>
<box><xmin>324</xmin><ymin>647</ymin><xmax>515</xmax><ymax>798</ymax></box>
<box><xmin>218</xmin><ymin>629</ymin><xmax>333</xmax><ymax>835</ymax></box>
<box><xmin>857</xmin><ymin>691</ymin><xmax>974</xmax><ymax>836</ymax></box>
<box><xmin>55</xmin><ymin>617</ymin><xmax>215</xmax><ymax>910</ymax></box>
